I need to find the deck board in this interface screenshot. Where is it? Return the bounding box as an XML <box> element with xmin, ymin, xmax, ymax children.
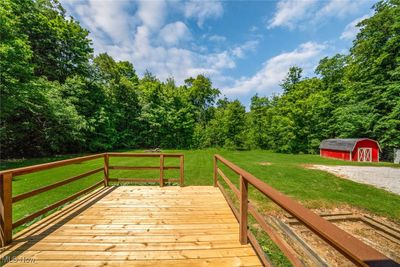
<box><xmin>1</xmin><ymin>186</ymin><xmax>262</xmax><ymax>266</ymax></box>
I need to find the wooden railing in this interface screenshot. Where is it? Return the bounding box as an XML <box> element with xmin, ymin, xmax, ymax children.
<box><xmin>106</xmin><ymin>153</ymin><xmax>184</xmax><ymax>186</ymax></box>
<box><xmin>0</xmin><ymin>152</ymin><xmax>184</xmax><ymax>247</ymax></box>
<box><xmin>214</xmin><ymin>154</ymin><xmax>396</xmax><ymax>267</ymax></box>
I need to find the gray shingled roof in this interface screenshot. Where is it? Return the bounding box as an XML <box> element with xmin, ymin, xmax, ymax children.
<box><xmin>319</xmin><ymin>138</ymin><xmax>378</xmax><ymax>152</ymax></box>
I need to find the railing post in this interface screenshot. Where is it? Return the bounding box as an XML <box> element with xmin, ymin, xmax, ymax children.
<box><xmin>213</xmin><ymin>155</ymin><xmax>218</xmax><ymax>187</ymax></box>
<box><xmin>103</xmin><ymin>153</ymin><xmax>109</xmax><ymax>186</ymax></box>
<box><xmin>160</xmin><ymin>154</ymin><xmax>164</xmax><ymax>187</ymax></box>
<box><xmin>1</xmin><ymin>173</ymin><xmax>13</xmax><ymax>247</ymax></box>
<box><xmin>179</xmin><ymin>155</ymin><xmax>184</xmax><ymax>187</ymax></box>
<box><xmin>239</xmin><ymin>174</ymin><xmax>248</xmax><ymax>244</ymax></box>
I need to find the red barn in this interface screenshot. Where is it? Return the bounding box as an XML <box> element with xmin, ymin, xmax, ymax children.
<box><xmin>319</xmin><ymin>138</ymin><xmax>381</xmax><ymax>162</ymax></box>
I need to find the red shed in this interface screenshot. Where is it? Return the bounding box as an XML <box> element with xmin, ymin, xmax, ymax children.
<box><xmin>319</xmin><ymin>138</ymin><xmax>381</xmax><ymax>162</ymax></box>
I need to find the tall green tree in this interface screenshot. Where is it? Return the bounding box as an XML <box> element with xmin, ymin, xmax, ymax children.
<box><xmin>280</xmin><ymin>66</ymin><xmax>303</xmax><ymax>94</ymax></box>
<box><xmin>200</xmin><ymin>99</ymin><xmax>246</xmax><ymax>149</ymax></box>
<box><xmin>1</xmin><ymin>0</ymin><xmax>85</xmax><ymax>157</ymax></box>
<box><xmin>184</xmin><ymin>75</ymin><xmax>220</xmax><ymax>125</ymax></box>
<box><xmin>246</xmin><ymin>94</ymin><xmax>271</xmax><ymax>149</ymax></box>
<box><xmin>13</xmin><ymin>0</ymin><xmax>93</xmax><ymax>82</ymax></box>
<box><xmin>93</xmin><ymin>54</ymin><xmax>141</xmax><ymax>148</ymax></box>
<box><xmin>343</xmin><ymin>0</ymin><xmax>400</xmax><ymax>158</ymax></box>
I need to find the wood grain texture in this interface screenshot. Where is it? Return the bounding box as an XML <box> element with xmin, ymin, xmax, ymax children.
<box><xmin>239</xmin><ymin>175</ymin><xmax>248</xmax><ymax>245</ymax></box>
<box><xmin>179</xmin><ymin>155</ymin><xmax>184</xmax><ymax>187</ymax></box>
<box><xmin>159</xmin><ymin>154</ymin><xmax>164</xmax><ymax>187</ymax></box>
<box><xmin>1</xmin><ymin>186</ymin><xmax>261</xmax><ymax>266</ymax></box>
<box><xmin>104</xmin><ymin>154</ymin><xmax>109</xmax><ymax>186</ymax></box>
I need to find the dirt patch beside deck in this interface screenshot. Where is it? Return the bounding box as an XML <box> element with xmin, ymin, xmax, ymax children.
<box><xmin>288</xmin><ymin>219</ymin><xmax>400</xmax><ymax>266</ymax></box>
<box><xmin>271</xmin><ymin>207</ymin><xmax>400</xmax><ymax>266</ymax></box>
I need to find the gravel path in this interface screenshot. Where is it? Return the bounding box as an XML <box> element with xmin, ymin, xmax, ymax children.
<box><xmin>308</xmin><ymin>165</ymin><xmax>400</xmax><ymax>195</ymax></box>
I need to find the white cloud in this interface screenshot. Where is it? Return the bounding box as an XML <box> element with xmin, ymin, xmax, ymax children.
<box><xmin>183</xmin><ymin>0</ymin><xmax>223</xmax><ymax>27</ymax></box>
<box><xmin>223</xmin><ymin>42</ymin><xmax>326</xmax><ymax>96</ymax></box>
<box><xmin>137</xmin><ymin>0</ymin><xmax>166</xmax><ymax>30</ymax></box>
<box><xmin>206</xmin><ymin>51</ymin><xmax>235</xmax><ymax>69</ymax></box>
<box><xmin>268</xmin><ymin>0</ymin><xmax>317</xmax><ymax>29</ymax></box>
<box><xmin>340</xmin><ymin>13</ymin><xmax>371</xmax><ymax>40</ymax></box>
<box><xmin>159</xmin><ymin>21</ymin><xmax>191</xmax><ymax>45</ymax></box>
<box><xmin>231</xmin><ymin>40</ymin><xmax>259</xmax><ymax>58</ymax></box>
<box><xmin>62</xmin><ymin>0</ymin><xmax>135</xmax><ymax>47</ymax></box>
<box><xmin>127</xmin><ymin>1</ymin><xmax>234</xmax><ymax>82</ymax></box>
<box><xmin>316</xmin><ymin>0</ymin><xmax>368</xmax><ymax>19</ymax></box>
<box><xmin>268</xmin><ymin>0</ymin><xmax>373</xmax><ymax>29</ymax></box>
<box><xmin>209</xmin><ymin>34</ymin><xmax>226</xmax><ymax>42</ymax></box>
<box><xmin>60</xmin><ymin>0</ymin><xmax>250</xmax><ymax>86</ymax></box>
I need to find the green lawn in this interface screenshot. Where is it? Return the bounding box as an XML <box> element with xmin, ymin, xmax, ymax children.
<box><xmin>2</xmin><ymin>149</ymin><xmax>399</xmax><ymax>266</ymax></box>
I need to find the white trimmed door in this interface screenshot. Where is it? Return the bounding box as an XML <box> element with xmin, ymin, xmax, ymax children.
<box><xmin>358</xmin><ymin>148</ymin><xmax>372</xmax><ymax>162</ymax></box>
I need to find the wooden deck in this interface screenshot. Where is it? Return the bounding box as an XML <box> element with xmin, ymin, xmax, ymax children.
<box><xmin>1</xmin><ymin>186</ymin><xmax>261</xmax><ymax>266</ymax></box>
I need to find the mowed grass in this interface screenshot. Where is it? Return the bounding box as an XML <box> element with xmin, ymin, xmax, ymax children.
<box><xmin>2</xmin><ymin>149</ymin><xmax>400</xmax><ymax>227</ymax></box>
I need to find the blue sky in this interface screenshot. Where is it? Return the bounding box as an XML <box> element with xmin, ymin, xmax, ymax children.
<box><xmin>61</xmin><ymin>0</ymin><xmax>376</xmax><ymax>105</ymax></box>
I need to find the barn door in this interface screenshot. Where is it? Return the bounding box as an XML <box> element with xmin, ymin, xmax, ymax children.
<box><xmin>358</xmin><ymin>148</ymin><xmax>372</xmax><ymax>162</ymax></box>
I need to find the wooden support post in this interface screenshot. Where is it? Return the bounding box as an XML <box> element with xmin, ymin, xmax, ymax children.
<box><xmin>179</xmin><ymin>155</ymin><xmax>184</xmax><ymax>187</ymax></box>
<box><xmin>160</xmin><ymin>154</ymin><xmax>164</xmax><ymax>187</ymax></box>
<box><xmin>239</xmin><ymin>175</ymin><xmax>248</xmax><ymax>244</ymax></box>
<box><xmin>213</xmin><ymin>156</ymin><xmax>218</xmax><ymax>187</ymax></box>
<box><xmin>1</xmin><ymin>173</ymin><xmax>13</xmax><ymax>247</ymax></box>
<box><xmin>103</xmin><ymin>153</ymin><xmax>109</xmax><ymax>186</ymax></box>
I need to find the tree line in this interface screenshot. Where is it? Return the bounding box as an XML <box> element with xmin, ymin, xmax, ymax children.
<box><xmin>1</xmin><ymin>0</ymin><xmax>399</xmax><ymax>160</ymax></box>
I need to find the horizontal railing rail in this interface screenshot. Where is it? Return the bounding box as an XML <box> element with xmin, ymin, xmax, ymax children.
<box><xmin>0</xmin><ymin>153</ymin><xmax>105</xmax><ymax>247</ymax></box>
<box><xmin>0</xmin><ymin>154</ymin><xmax>105</xmax><ymax>177</ymax></box>
<box><xmin>107</xmin><ymin>152</ymin><xmax>182</xmax><ymax>157</ymax></box>
<box><xmin>0</xmin><ymin>152</ymin><xmax>185</xmax><ymax>248</ymax></box>
<box><xmin>105</xmin><ymin>153</ymin><xmax>184</xmax><ymax>187</ymax></box>
<box><xmin>214</xmin><ymin>154</ymin><xmax>397</xmax><ymax>267</ymax></box>
<box><xmin>12</xmin><ymin>167</ymin><xmax>104</xmax><ymax>203</ymax></box>
<box><xmin>12</xmin><ymin>181</ymin><xmax>104</xmax><ymax>229</ymax></box>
